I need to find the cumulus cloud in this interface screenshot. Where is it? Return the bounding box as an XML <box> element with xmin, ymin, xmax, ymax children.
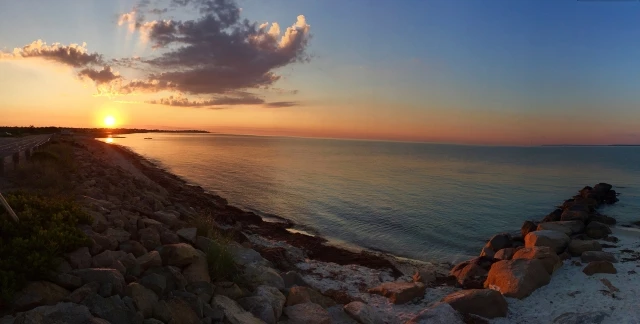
<box><xmin>119</xmin><ymin>0</ymin><xmax>310</xmax><ymax>107</ymax></box>
<box><xmin>0</xmin><ymin>40</ymin><xmax>103</xmax><ymax>67</ymax></box>
<box><xmin>78</xmin><ymin>66</ymin><xmax>121</xmax><ymax>84</ymax></box>
<box><xmin>2</xmin><ymin>0</ymin><xmax>310</xmax><ymax>109</ymax></box>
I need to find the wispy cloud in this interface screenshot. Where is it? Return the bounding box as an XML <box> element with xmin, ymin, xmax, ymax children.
<box><xmin>264</xmin><ymin>101</ymin><xmax>299</xmax><ymax>108</ymax></box>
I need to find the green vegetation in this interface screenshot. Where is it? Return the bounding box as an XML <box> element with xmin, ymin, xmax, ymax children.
<box><xmin>189</xmin><ymin>213</ymin><xmax>238</xmax><ymax>282</ymax></box>
<box><xmin>0</xmin><ymin>192</ymin><xmax>92</xmax><ymax>304</ymax></box>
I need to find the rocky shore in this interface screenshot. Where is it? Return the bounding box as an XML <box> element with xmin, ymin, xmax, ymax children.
<box><xmin>1</xmin><ymin>136</ymin><xmax>638</xmax><ymax>324</ymax></box>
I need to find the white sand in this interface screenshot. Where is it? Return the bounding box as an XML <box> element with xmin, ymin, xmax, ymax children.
<box><xmin>492</xmin><ymin>226</ymin><xmax>640</xmax><ymax>324</ymax></box>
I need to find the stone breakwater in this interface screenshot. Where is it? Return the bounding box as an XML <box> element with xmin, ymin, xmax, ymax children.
<box><xmin>447</xmin><ymin>182</ymin><xmax>622</xmax><ymax>320</ymax></box>
<box><xmin>0</xmin><ymin>136</ymin><xmax>631</xmax><ymax>324</ymax></box>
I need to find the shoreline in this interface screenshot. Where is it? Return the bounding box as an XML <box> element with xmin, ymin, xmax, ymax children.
<box><xmin>105</xmin><ymin>138</ymin><xmax>421</xmax><ymax>278</ymax></box>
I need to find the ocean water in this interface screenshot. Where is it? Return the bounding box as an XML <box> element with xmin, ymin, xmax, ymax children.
<box><xmin>99</xmin><ymin>134</ymin><xmax>640</xmax><ymax>263</ymax></box>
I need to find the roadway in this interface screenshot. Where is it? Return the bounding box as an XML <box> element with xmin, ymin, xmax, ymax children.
<box><xmin>0</xmin><ymin>134</ymin><xmax>52</xmax><ymax>159</ymax></box>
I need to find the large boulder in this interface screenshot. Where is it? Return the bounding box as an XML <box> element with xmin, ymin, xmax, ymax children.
<box><xmin>343</xmin><ymin>301</ymin><xmax>384</xmax><ymax>324</ymax></box>
<box><xmin>441</xmin><ymin>289</ymin><xmax>508</xmax><ymax>318</ymax></box>
<box><xmin>238</xmin><ymin>286</ymin><xmax>286</xmax><ymax>324</ymax></box>
<box><xmin>494</xmin><ymin>248</ymin><xmax>515</xmax><ymax>260</ymax></box>
<box><xmin>120</xmin><ymin>240</ymin><xmax>148</xmax><ymax>258</ymax></box>
<box><xmin>485</xmin><ymin>233</ymin><xmax>512</xmax><ymax>252</ymax></box>
<box><xmin>138</xmin><ymin>273</ymin><xmax>166</xmax><ymax>296</ymax></box>
<box><xmin>541</xmin><ymin>209</ymin><xmax>562</xmax><ymax>223</ymax></box>
<box><xmin>405</xmin><ymin>303</ymin><xmax>464</xmax><ymax>324</ymax></box>
<box><xmin>13</xmin><ymin>302</ymin><xmax>93</xmax><ymax>324</ymax></box>
<box><xmin>484</xmin><ymin>259</ymin><xmax>551</xmax><ymax>299</ymax></box>
<box><xmin>286</xmin><ymin>286</ymin><xmax>336</xmax><ymax>309</ymax></box>
<box><xmin>65</xmin><ymin>247</ymin><xmax>92</xmax><ymax>269</ymax></box>
<box><xmin>182</xmin><ymin>251</ymin><xmax>211</xmax><ymax>284</ymax></box>
<box><xmin>449</xmin><ymin>257</ymin><xmax>495</xmax><ymax>289</ymax></box>
<box><xmin>211</xmin><ymin>295</ymin><xmax>264</xmax><ymax>324</ymax></box>
<box><xmin>126</xmin><ymin>282</ymin><xmax>158</xmax><ymax>318</ymax></box>
<box><xmin>82</xmin><ymin>294</ymin><xmax>142</xmax><ymax>324</ymax></box>
<box><xmin>283</xmin><ymin>302</ymin><xmax>331</xmax><ymax>324</ymax></box>
<box><xmin>144</xmin><ymin>266</ymin><xmax>187</xmax><ymax>293</ymax></box>
<box><xmin>104</xmin><ymin>228</ymin><xmax>131</xmax><ymax>243</ymax></box>
<box><xmin>560</xmin><ymin>206</ymin><xmax>589</xmax><ymax>222</ymax></box>
<box><xmin>214</xmin><ymin>282</ymin><xmax>245</xmax><ymax>300</ymax></box>
<box><xmin>72</xmin><ymin>268</ymin><xmax>126</xmax><ymax>295</ymax></box>
<box><xmin>91</xmin><ymin>250</ymin><xmax>128</xmax><ymax>268</ymax></box>
<box><xmin>583</xmin><ymin>261</ymin><xmax>617</xmax><ymax>276</ymax></box>
<box><xmin>13</xmin><ymin>281</ymin><xmax>70</xmax><ymax>311</ymax></box>
<box><xmin>166</xmin><ymin>297</ymin><xmax>201</xmax><ymax>324</ymax></box>
<box><xmin>524</xmin><ymin>230</ymin><xmax>570</xmax><ymax>254</ymax></box>
<box><xmin>537</xmin><ymin>221</ymin><xmax>584</xmax><ymax>236</ymax></box>
<box><xmin>512</xmin><ymin>246</ymin><xmax>562</xmax><ymax>274</ymax></box>
<box><xmin>242</xmin><ymin>263</ymin><xmax>284</xmax><ymax>290</ymax></box>
<box><xmin>367</xmin><ymin>282</ymin><xmax>425</xmax><ymax>304</ymax></box>
<box><xmin>158</xmin><ymin>243</ymin><xmax>200</xmax><ymax>267</ymax></box>
<box><xmin>65</xmin><ymin>282</ymin><xmax>100</xmax><ymax>304</ymax></box>
<box><xmin>568</xmin><ymin>240</ymin><xmax>601</xmax><ymax>256</ymax></box>
<box><xmin>176</xmin><ymin>228</ymin><xmax>198</xmax><ymax>244</ymax></box>
<box><xmin>581</xmin><ymin>251</ymin><xmax>617</xmax><ymax>263</ymax></box>
<box><xmin>137</xmin><ymin>251</ymin><xmax>162</xmax><ymax>272</ymax></box>
<box><xmin>585</xmin><ymin>221</ymin><xmax>611</xmax><ymax>239</ymax></box>
<box><xmin>151</xmin><ymin>211</ymin><xmax>179</xmax><ymax>227</ymax></box>
<box><xmin>138</xmin><ymin>227</ymin><xmax>162</xmax><ymax>251</ymax></box>
<box><xmin>521</xmin><ymin>221</ymin><xmax>538</xmax><ymax>238</ymax></box>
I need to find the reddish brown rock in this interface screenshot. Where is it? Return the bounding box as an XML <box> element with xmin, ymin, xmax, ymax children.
<box><xmin>441</xmin><ymin>289</ymin><xmax>508</xmax><ymax>319</ymax></box>
<box><xmin>449</xmin><ymin>257</ymin><xmax>495</xmax><ymax>289</ymax></box>
<box><xmin>484</xmin><ymin>259</ymin><xmax>550</xmax><ymax>299</ymax></box>
<box><xmin>367</xmin><ymin>282</ymin><xmax>426</xmax><ymax>304</ymax></box>
<box><xmin>583</xmin><ymin>261</ymin><xmax>617</xmax><ymax>276</ymax></box>
<box><xmin>512</xmin><ymin>246</ymin><xmax>562</xmax><ymax>274</ymax></box>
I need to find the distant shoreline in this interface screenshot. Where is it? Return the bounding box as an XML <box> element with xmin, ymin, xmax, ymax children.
<box><xmin>540</xmin><ymin>144</ymin><xmax>640</xmax><ymax>147</ymax></box>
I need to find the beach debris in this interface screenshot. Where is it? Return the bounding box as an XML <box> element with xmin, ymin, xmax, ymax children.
<box><xmin>600</xmin><ymin>278</ymin><xmax>620</xmax><ymax>293</ymax></box>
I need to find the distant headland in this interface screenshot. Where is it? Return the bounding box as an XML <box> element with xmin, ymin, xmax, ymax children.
<box><xmin>0</xmin><ymin>126</ymin><xmax>209</xmax><ymax>138</ymax></box>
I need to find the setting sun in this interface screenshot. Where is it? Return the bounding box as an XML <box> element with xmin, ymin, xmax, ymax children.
<box><xmin>104</xmin><ymin>116</ymin><xmax>116</xmax><ymax>127</ymax></box>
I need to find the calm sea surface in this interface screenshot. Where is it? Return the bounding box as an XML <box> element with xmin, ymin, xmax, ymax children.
<box><xmin>99</xmin><ymin>134</ymin><xmax>640</xmax><ymax>263</ymax></box>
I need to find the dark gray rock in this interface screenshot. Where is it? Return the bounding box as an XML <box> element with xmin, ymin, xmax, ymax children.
<box><xmin>82</xmin><ymin>294</ymin><xmax>142</xmax><ymax>324</ymax></box>
<box><xmin>138</xmin><ymin>273</ymin><xmax>167</xmax><ymax>296</ymax></box>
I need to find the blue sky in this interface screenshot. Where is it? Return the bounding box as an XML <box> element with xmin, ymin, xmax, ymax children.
<box><xmin>1</xmin><ymin>0</ymin><xmax>639</xmax><ymax>144</ymax></box>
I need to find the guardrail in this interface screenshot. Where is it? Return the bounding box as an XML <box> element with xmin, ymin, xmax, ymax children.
<box><xmin>0</xmin><ymin>134</ymin><xmax>52</xmax><ymax>175</ymax></box>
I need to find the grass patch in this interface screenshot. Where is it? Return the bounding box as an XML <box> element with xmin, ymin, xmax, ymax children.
<box><xmin>7</xmin><ymin>142</ymin><xmax>75</xmax><ymax>194</ymax></box>
<box><xmin>189</xmin><ymin>213</ymin><xmax>238</xmax><ymax>282</ymax></box>
<box><xmin>205</xmin><ymin>240</ymin><xmax>238</xmax><ymax>282</ymax></box>
<box><xmin>0</xmin><ymin>192</ymin><xmax>92</xmax><ymax>304</ymax></box>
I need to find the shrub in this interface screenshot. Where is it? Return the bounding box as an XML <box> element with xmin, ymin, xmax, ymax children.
<box><xmin>205</xmin><ymin>240</ymin><xmax>238</xmax><ymax>282</ymax></box>
<box><xmin>0</xmin><ymin>192</ymin><xmax>92</xmax><ymax>304</ymax></box>
<box><xmin>189</xmin><ymin>213</ymin><xmax>238</xmax><ymax>282</ymax></box>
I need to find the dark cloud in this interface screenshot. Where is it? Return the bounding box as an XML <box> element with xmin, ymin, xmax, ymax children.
<box><xmin>0</xmin><ymin>40</ymin><xmax>103</xmax><ymax>67</ymax></box>
<box><xmin>147</xmin><ymin>94</ymin><xmax>264</xmax><ymax>107</ymax></box>
<box><xmin>122</xmin><ymin>0</ymin><xmax>310</xmax><ymax>106</ymax></box>
<box><xmin>264</xmin><ymin>101</ymin><xmax>299</xmax><ymax>108</ymax></box>
<box><xmin>78</xmin><ymin>66</ymin><xmax>121</xmax><ymax>84</ymax></box>
<box><xmin>149</xmin><ymin>8</ymin><xmax>168</xmax><ymax>14</ymax></box>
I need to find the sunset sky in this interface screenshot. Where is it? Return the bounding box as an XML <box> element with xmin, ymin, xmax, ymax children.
<box><xmin>1</xmin><ymin>0</ymin><xmax>640</xmax><ymax>145</ymax></box>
